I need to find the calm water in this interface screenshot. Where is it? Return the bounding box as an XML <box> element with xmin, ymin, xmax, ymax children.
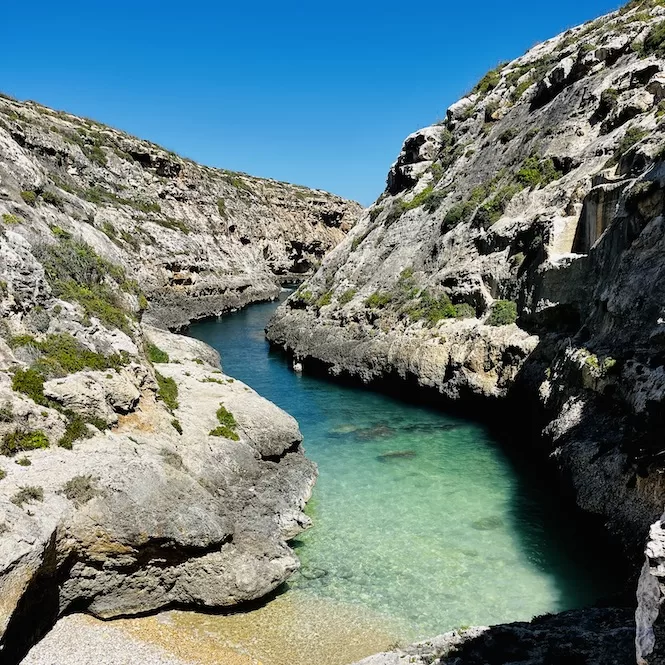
<box><xmin>188</xmin><ymin>293</ymin><xmax>615</xmax><ymax>641</ymax></box>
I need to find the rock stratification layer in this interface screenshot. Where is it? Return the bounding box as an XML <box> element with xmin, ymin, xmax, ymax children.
<box><xmin>0</xmin><ymin>95</ymin><xmax>361</xmax><ymax>329</ymax></box>
<box><xmin>265</xmin><ymin>2</ymin><xmax>665</xmax><ymax>661</ymax></box>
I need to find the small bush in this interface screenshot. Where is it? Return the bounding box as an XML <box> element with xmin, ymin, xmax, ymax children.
<box><xmin>487</xmin><ymin>300</ymin><xmax>518</xmax><ymax>326</ymax></box>
<box><xmin>62</xmin><ymin>475</ymin><xmax>99</xmax><ymax>506</ymax></box>
<box><xmin>316</xmin><ymin>291</ymin><xmax>332</xmax><ymax>308</ymax></box>
<box><xmin>642</xmin><ymin>20</ymin><xmax>665</xmax><ymax>57</ymax></box>
<box><xmin>2</xmin><ymin>213</ymin><xmax>20</xmax><ymax>225</ymax></box>
<box><xmin>15</xmin><ymin>456</ymin><xmax>31</xmax><ymax>466</ymax></box>
<box><xmin>156</xmin><ymin>372</ymin><xmax>179</xmax><ymax>411</ymax></box>
<box><xmin>454</xmin><ymin>303</ymin><xmax>476</xmax><ymax>319</ymax></box>
<box><xmin>516</xmin><ymin>156</ymin><xmax>563</xmax><ymax>188</ymax></box>
<box><xmin>147</xmin><ymin>342</ymin><xmax>170</xmax><ymax>364</ymax></box>
<box><xmin>20</xmin><ymin>191</ymin><xmax>37</xmax><ymax>206</ymax></box>
<box><xmin>171</xmin><ymin>419</ymin><xmax>183</xmax><ymax>435</ymax></box>
<box><xmin>11</xmin><ymin>485</ymin><xmax>44</xmax><ymax>507</ymax></box>
<box><xmin>36</xmin><ymin>238</ymin><xmax>131</xmax><ymax>333</ymax></box>
<box><xmin>12</xmin><ymin>368</ymin><xmax>47</xmax><ymax>405</ymax></box>
<box><xmin>498</xmin><ymin>128</ymin><xmax>518</xmax><ymax>144</ymax></box>
<box><xmin>339</xmin><ymin>289</ymin><xmax>357</xmax><ymax>305</ymax></box>
<box><xmin>366</xmin><ymin>292</ymin><xmax>392</xmax><ymax>309</ymax></box>
<box><xmin>0</xmin><ymin>402</ymin><xmax>13</xmax><ymax>422</ymax></box>
<box><xmin>209</xmin><ymin>404</ymin><xmax>239</xmax><ymax>441</ymax></box>
<box><xmin>35</xmin><ymin>333</ymin><xmax>126</xmax><ymax>376</ymax></box>
<box><xmin>607</xmin><ymin>127</ymin><xmax>649</xmax><ymax>166</ymax></box>
<box><xmin>41</xmin><ymin>190</ymin><xmax>63</xmax><ymax>208</ymax></box>
<box><xmin>405</xmin><ymin>291</ymin><xmax>457</xmax><ymax>324</ymax></box>
<box><xmin>473</xmin><ymin>64</ymin><xmax>505</xmax><ymax>95</ymax></box>
<box><xmin>58</xmin><ymin>415</ymin><xmax>93</xmax><ymax>450</ymax></box>
<box><xmin>0</xmin><ymin>468</ymin><xmax>5</xmax><ymax>480</ymax></box>
<box><xmin>1</xmin><ymin>430</ymin><xmax>49</xmax><ymax>456</ymax></box>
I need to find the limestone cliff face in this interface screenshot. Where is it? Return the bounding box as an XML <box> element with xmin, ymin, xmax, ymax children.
<box><xmin>0</xmin><ymin>96</ymin><xmax>362</xmax><ymax>662</ymax></box>
<box><xmin>0</xmin><ymin>95</ymin><xmax>361</xmax><ymax>329</ymax></box>
<box><xmin>266</xmin><ymin>2</ymin><xmax>665</xmax><ymax>659</ymax></box>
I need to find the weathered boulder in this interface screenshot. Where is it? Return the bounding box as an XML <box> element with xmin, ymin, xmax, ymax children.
<box><xmin>0</xmin><ymin>330</ymin><xmax>316</xmax><ymax>664</ymax></box>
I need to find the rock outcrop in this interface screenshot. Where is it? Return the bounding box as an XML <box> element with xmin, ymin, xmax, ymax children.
<box><xmin>0</xmin><ymin>326</ymin><xmax>316</xmax><ymax>664</ymax></box>
<box><xmin>0</xmin><ymin>96</ymin><xmax>357</xmax><ymax>662</ymax></box>
<box><xmin>0</xmin><ymin>95</ymin><xmax>361</xmax><ymax>329</ymax></box>
<box><xmin>265</xmin><ymin>1</ymin><xmax>665</xmax><ymax>661</ymax></box>
<box><xmin>353</xmin><ymin>609</ymin><xmax>639</xmax><ymax>665</ymax></box>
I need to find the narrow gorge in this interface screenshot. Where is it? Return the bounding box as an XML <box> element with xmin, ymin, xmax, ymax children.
<box><xmin>1</xmin><ymin>0</ymin><xmax>665</xmax><ymax>664</ymax></box>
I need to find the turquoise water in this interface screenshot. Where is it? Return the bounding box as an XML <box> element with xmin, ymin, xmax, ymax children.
<box><xmin>188</xmin><ymin>294</ymin><xmax>616</xmax><ymax>641</ymax></box>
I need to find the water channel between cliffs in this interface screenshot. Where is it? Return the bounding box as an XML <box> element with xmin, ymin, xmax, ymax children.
<box><xmin>182</xmin><ymin>291</ymin><xmax>619</xmax><ymax>659</ymax></box>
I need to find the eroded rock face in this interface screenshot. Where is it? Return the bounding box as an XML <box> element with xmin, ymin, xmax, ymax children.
<box><xmin>0</xmin><ymin>329</ymin><xmax>316</xmax><ymax>664</ymax></box>
<box><xmin>0</xmin><ymin>99</ymin><xmax>341</xmax><ymax>663</ymax></box>
<box><xmin>268</xmin><ymin>0</ymin><xmax>665</xmax><ymax>551</ymax></box>
<box><xmin>0</xmin><ymin>97</ymin><xmax>361</xmax><ymax>330</ymax></box>
<box><xmin>354</xmin><ymin>609</ymin><xmax>637</xmax><ymax>665</ymax></box>
<box><xmin>266</xmin><ymin>2</ymin><xmax>665</xmax><ymax>661</ymax></box>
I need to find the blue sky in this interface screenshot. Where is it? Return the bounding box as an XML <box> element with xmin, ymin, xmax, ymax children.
<box><xmin>2</xmin><ymin>0</ymin><xmax>622</xmax><ymax>205</ymax></box>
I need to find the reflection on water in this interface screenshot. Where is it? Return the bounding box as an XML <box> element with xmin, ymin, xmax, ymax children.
<box><xmin>188</xmin><ymin>293</ymin><xmax>617</xmax><ymax>642</ymax></box>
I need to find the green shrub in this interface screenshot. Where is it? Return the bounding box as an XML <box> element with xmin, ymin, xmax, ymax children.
<box><xmin>487</xmin><ymin>300</ymin><xmax>518</xmax><ymax>326</ymax></box>
<box><xmin>454</xmin><ymin>303</ymin><xmax>476</xmax><ymax>319</ymax></box>
<box><xmin>597</xmin><ymin>88</ymin><xmax>619</xmax><ymax>118</ymax></box>
<box><xmin>642</xmin><ymin>20</ymin><xmax>665</xmax><ymax>56</ymax></box>
<box><xmin>209</xmin><ymin>404</ymin><xmax>239</xmax><ymax>440</ymax></box>
<box><xmin>20</xmin><ymin>191</ymin><xmax>37</xmax><ymax>206</ymax></box>
<box><xmin>498</xmin><ymin>128</ymin><xmax>518</xmax><ymax>144</ymax></box>
<box><xmin>477</xmin><ymin>185</ymin><xmax>522</xmax><ymax>225</ymax></box>
<box><xmin>15</xmin><ymin>456</ymin><xmax>31</xmax><ymax>466</ymax></box>
<box><xmin>36</xmin><ymin>238</ymin><xmax>131</xmax><ymax>333</ymax></box>
<box><xmin>34</xmin><ymin>333</ymin><xmax>126</xmax><ymax>376</ymax></box>
<box><xmin>56</xmin><ymin>282</ymin><xmax>130</xmax><ymax>333</ymax></box>
<box><xmin>0</xmin><ymin>468</ymin><xmax>5</xmax><ymax>480</ymax></box>
<box><xmin>405</xmin><ymin>290</ymin><xmax>457</xmax><ymax>324</ymax></box>
<box><xmin>339</xmin><ymin>289</ymin><xmax>357</xmax><ymax>305</ymax></box>
<box><xmin>366</xmin><ymin>292</ymin><xmax>392</xmax><ymax>309</ymax></box>
<box><xmin>1</xmin><ymin>430</ymin><xmax>49</xmax><ymax>456</ymax></box>
<box><xmin>41</xmin><ymin>190</ymin><xmax>62</xmax><ymax>208</ymax></box>
<box><xmin>2</xmin><ymin>213</ymin><xmax>20</xmax><ymax>225</ymax></box>
<box><xmin>58</xmin><ymin>415</ymin><xmax>92</xmax><ymax>449</ymax></box>
<box><xmin>87</xmin><ymin>145</ymin><xmax>107</xmax><ymax>166</ymax></box>
<box><xmin>12</xmin><ymin>368</ymin><xmax>47</xmax><ymax>405</ymax></box>
<box><xmin>156</xmin><ymin>372</ymin><xmax>179</xmax><ymax>411</ymax></box>
<box><xmin>51</xmin><ymin>226</ymin><xmax>72</xmax><ymax>240</ymax></box>
<box><xmin>607</xmin><ymin>127</ymin><xmax>649</xmax><ymax>166</ymax></box>
<box><xmin>316</xmin><ymin>291</ymin><xmax>332</xmax><ymax>308</ymax></box>
<box><xmin>147</xmin><ymin>342</ymin><xmax>170</xmax><ymax>364</ymax></box>
<box><xmin>473</xmin><ymin>64</ymin><xmax>505</xmax><ymax>95</ymax></box>
<box><xmin>11</xmin><ymin>485</ymin><xmax>44</xmax><ymax>506</ymax></box>
<box><xmin>0</xmin><ymin>402</ymin><xmax>13</xmax><ymax>422</ymax></box>
<box><xmin>171</xmin><ymin>419</ymin><xmax>183</xmax><ymax>435</ymax></box>
<box><xmin>516</xmin><ymin>156</ymin><xmax>563</xmax><ymax>188</ymax></box>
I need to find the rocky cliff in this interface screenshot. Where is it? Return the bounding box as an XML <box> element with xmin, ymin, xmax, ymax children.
<box><xmin>266</xmin><ymin>0</ymin><xmax>665</xmax><ymax>661</ymax></box>
<box><xmin>0</xmin><ymin>95</ymin><xmax>361</xmax><ymax>329</ymax></box>
<box><xmin>0</xmin><ymin>96</ymin><xmax>360</xmax><ymax>663</ymax></box>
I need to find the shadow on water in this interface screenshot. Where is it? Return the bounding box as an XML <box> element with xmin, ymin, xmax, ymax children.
<box><xmin>186</xmin><ymin>293</ymin><xmax>629</xmax><ymax>639</ymax></box>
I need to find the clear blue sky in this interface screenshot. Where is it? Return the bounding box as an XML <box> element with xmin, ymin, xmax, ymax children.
<box><xmin>1</xmin><ymin>0</ymin><xmax>622</xmax><ymax>205</ymax></box>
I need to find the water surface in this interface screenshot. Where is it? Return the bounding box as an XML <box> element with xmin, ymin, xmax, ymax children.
<box><xmin>188</xmin><ymin>293</ymin><xmax>615</xmax><ymax>641</ymax></box>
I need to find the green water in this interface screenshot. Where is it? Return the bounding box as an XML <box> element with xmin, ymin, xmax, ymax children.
<box><xmin>188</xmin><ymin>294</ymin><xmax>616</xmax><ymax>641</ymax></box>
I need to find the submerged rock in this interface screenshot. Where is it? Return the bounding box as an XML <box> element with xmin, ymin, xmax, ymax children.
<box><xmin>470</xmin><ymin>516</ymin><xmax>504</xmax><ymax>531</ymax></box>
<box><xmin>376</xmin><ymin>450</ymin><xmax>417</xmax><ymax>462</ymax></box>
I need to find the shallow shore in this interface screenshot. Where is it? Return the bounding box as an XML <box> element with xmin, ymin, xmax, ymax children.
<box><xmin>22</xmin><ymin>592</ymin><xmax>403</xmax><ymax>665</ymax></box>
